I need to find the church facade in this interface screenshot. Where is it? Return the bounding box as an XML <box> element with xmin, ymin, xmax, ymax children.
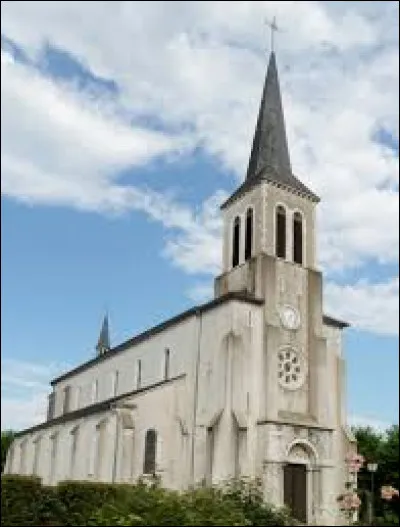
<box><xmin>4</xmin><ymin>51</ymin><xmax>356</xmax><ymax>526</ymax></box>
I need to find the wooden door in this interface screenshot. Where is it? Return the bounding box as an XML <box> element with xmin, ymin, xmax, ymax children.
<box><xmin>284</xmin><ymin>463</ymin><xmax>307</xmax><ymax>523</ymax></box>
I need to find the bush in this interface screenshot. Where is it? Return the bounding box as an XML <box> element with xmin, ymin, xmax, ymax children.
<box><xmin>89</xmin><ymin>482</ymin><xmax>189</xmax><ymax>526</ymax></box>
<box><xmin>1</xmin><ymin>475</ymin><xmax>299</xmax><ymax>526</ymax></box>
<box><xmin>56</xmin><ymin>480</ymin><xmax>126</xmax><ymax>525</ymax></box>
<box><xmin>183</xmin><ymin>486</ymin><xmax>248</xmax><ymax>526</ymax></box>
<box><xmin>1</xmin><ymin>475</ymin><xmax>63</xmax><ymax>526</ymax></box>
<box><xmin>218</xmin><ymin>478</ymin><xmax>299</xmax><ymax>526</ymax></box>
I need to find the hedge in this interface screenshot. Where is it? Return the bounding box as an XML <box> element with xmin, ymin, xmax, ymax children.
<box><xmin>1</xmin><ymin>475</ymin><xmax>300</xmax><ymax>526</ymax></box>
<box><xmin>0</xmin><ymin>475</ymin><xmax>64</xmax><ymax>526</ymax></box>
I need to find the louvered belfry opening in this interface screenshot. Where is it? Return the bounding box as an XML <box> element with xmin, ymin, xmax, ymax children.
<box><xmin>293</xmin><ymin>212</ymin><xmax>303</xmax><ymax>264</ymax></box>
<box><xmin>245</xmin><ymin>208</ymin><xmax>253</xmax><ymax>261</ymax></box>
<box><xmin>232</xmin><ymin>216</ymin><xmax>241</xmax><ymax>267</ymax></box>
<box><xmin>276</xmin><ymin>205</ymin><xmax>286</xmax><ymax>258</ymax></box>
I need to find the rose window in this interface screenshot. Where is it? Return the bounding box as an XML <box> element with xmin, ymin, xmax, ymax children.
<box><xmin>278</xmin><ymin>348</ymin><xmax>304</xmax><ymax>389</ymax></box>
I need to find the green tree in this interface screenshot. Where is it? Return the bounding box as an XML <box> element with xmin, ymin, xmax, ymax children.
<box><xmin>1</xmin><ymin>430</ymin><xmax>15</xmax><ymax>473</ymax></box>
<box><xmin>380</xmin><ymin>426</ymin><xmax>399</xmax><ymax>485</ymax></box>
<box><xmin>353</xmin><ymin>425</ymin><xmax>399</xmax><ymax>525</ymax></box>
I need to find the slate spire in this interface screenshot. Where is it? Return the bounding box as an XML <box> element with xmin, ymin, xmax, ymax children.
<box><xmin>96</xmin><ymin>314</ymin><xmax>110</xmax><ymax>356</ymax></box>
<box><xmin>221</xmin><ymin>51</ymin><xmax>319</xmax><ymax>210</ymax></box>
<box><xmin>246</xmin><ymin>51</ymin><xmax>291</xmax><ymax>180</ymax></box>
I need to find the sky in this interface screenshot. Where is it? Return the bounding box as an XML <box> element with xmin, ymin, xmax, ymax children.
<box><xmin>1</xmin><ymin>1</ymin><xmax>399</xmax><ymax>433</ymax></box>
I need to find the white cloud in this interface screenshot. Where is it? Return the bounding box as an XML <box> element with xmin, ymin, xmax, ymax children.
<box><xmin>319</xmin><ymin>188</ymin><xmax>399</xmax><ymax>272</ymax></box>
<box><xmin>1</xmin><ymin>393</ymin><xmax>49</xmax><ymax>432</ymax></box>
<box><xmin>162</xmin><ymin>191</ymin><xmax>225</xmax><ymax>276</ymax></box>
<box><xmin>324</xmin><ymin>277</ymin><xmax>399</xmax><ymax>336</ymax></box>
<box><xmin>1</xmin><ymin>56</ymin><xmax>192</xmax><ymax>211</ymax></box>
<box><xmin>1</xmin><ymin>49</ymin><xmax>13</xmax><ymax>65</ymax></box>
<box><xmin>186</xmin><ymin>283</ymin><xmax>214</xmax><ymax>303</ymax></box>
<box><xmin>0</xmin><ymin>1</ymin><xmax>399</xmax><ymax>337</ymax></box>
<box><xmin>348</xmin><ymin>414</ymin><xmax>393</xmax><ymax>433</ymax></box>
<box><xmin>1</xmin><ymin>359</ymin><xmax>67</xmax><ymax>431</ymax></box>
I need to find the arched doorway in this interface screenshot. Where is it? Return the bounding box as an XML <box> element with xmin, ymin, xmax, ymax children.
<box><xmin>284</xmin><ymin>440</ymin><xmax>317</xmax><ymax>524</ymax></box>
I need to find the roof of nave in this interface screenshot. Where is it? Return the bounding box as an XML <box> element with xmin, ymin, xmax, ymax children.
<box><xmin>51</xmin><ymin>292</ymin><xmax>265</xmax><ymax>386</ymax></box>
<box><xmin>14</xmin><ymin>373</ymin><xmax>186</xmax><ymax>438</ymax></box>
<box><xmin>50</xmin><ymin>291</ymin><xmax>349</xmax><ymax>387</ymax></box>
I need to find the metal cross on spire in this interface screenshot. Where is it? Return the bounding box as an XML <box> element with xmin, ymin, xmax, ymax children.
<box><xmin>265</xmin><ymin>16</ymin><xmax>281</xmax><ymax>52</ymax></box>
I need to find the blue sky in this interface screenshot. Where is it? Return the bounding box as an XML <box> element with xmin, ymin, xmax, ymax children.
<box><xmin>1</xmin><ymin>1</ymin><xmax>398</xmax><ymax>431</ymax></box>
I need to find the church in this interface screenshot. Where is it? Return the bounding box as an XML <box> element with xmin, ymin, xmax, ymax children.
<box><xmin>4</xmin><ymin>50</ymin><xmax>356</xmax><ymax>525</ymax></box>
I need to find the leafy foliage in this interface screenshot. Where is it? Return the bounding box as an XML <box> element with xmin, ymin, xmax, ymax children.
<box><xmin>2</xmin><ymin>425</ymin><xmax>397</xmax><ymax>525</ymax></box>
<box><xmin>218</xmin><ymin>479</ymin><xmax>300</xmax><ymax>526</ymax></box>
<box><xmin>0</xmin><ymin>475</ymin><xmax>63</xmax><ymax>526</ymax></box>
<box><xmin>55</xmin><ymin>480</ymin><xmax>127</xmax><ymax>526</ymax></box>
<box><xmin>1</xmin><ymin>476</ymin><xmax>299</xmax><ymax>526</ymax></box>
<box><xmin>1</xmin><ymin>431</ymin><xmax>15</xmax><ymax>473</ymax></box>
<box><xmin>353</xmin><ymin>425</ymin><xmax>399</xmax><ymax>526</ymax></box>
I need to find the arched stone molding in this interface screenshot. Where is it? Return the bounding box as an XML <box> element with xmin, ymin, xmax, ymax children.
<box><xmin>285</xmin><ymin>438</ymin><xmax>319</xmax><ymax>465</ymax></box>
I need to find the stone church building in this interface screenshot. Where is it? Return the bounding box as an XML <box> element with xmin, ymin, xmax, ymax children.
<box><xmin>5</xmin><ymin>51</ymin><xmax>356</xmax><ymax>525</ymax></box>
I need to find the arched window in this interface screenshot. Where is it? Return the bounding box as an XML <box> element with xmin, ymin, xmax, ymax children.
<box><xmin>276</xmin><ymin>205</ymin><xmax>286</xmax><ymax>258</ymax></box>
<box><xmin>245</xmin><ymin>208</ymin><xmax>253</xmax><ymax>261</ymax></box>
<box><xmin>143</xmin><ymin>429</ymin><xmax>157</xmax><ymax>474</ymax></box>
<box><xmin>293</xmin><ymin>212</ymin><xmax>303</xmax><ymax>265</ymax></box>
<box><xmin>232</xmin><ymin>216</ymin><xmax>241</xmax><ymax>267</ymax></box>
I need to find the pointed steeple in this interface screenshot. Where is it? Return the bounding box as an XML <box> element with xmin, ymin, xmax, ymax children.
<box><xmin>221</xmin><ymin>52</ymin><xmax>319</xmax><ymax>210</ymax></box>
<box><xmin>246</xmin><ymin>51</ymin><xmax>291</xmax><ymax>180</ymax></box>
<box><xmin>96</xmin><ymin>314</ymin><xmax>110</xmax><ymax>356</ymax></box>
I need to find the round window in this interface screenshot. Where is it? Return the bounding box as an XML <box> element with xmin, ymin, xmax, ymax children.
<box><xmin>278</xmin><ymin>347</ymin><xmax>305</xmax><ymax>390</ymax></box>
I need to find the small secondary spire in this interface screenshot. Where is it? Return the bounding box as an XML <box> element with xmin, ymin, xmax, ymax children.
<box><xmin>96</xmin><ymin>313</ymin><xmax>110</xmax><ymax>356</ymax></box>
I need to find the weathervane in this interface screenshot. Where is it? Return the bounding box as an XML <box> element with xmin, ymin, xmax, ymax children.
<box><xmin>265</xmin><ymin>16</ymin><xmax>281</xmax><ymax>52</ymax></box>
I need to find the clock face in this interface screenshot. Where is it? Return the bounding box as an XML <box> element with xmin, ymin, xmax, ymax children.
<box><xmin>279</xmin><ymin>305</ymin><xmax>300</xmax><ymax>330</ymax></box>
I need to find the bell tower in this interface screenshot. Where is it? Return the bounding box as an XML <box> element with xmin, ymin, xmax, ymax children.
<box><xmin>212</xmin><ymin>48</ymin><xmax>352</xmax><ymax>526</ymax></box>
<box><xmin>214</xmin><ymin>50</ymin><xmax>331</xmax><ymax>427</ymax></box>
<box><xmin>215</xmin><ymin>51</ymin><xmax>320</xmax><ymax>300</ymax></box>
